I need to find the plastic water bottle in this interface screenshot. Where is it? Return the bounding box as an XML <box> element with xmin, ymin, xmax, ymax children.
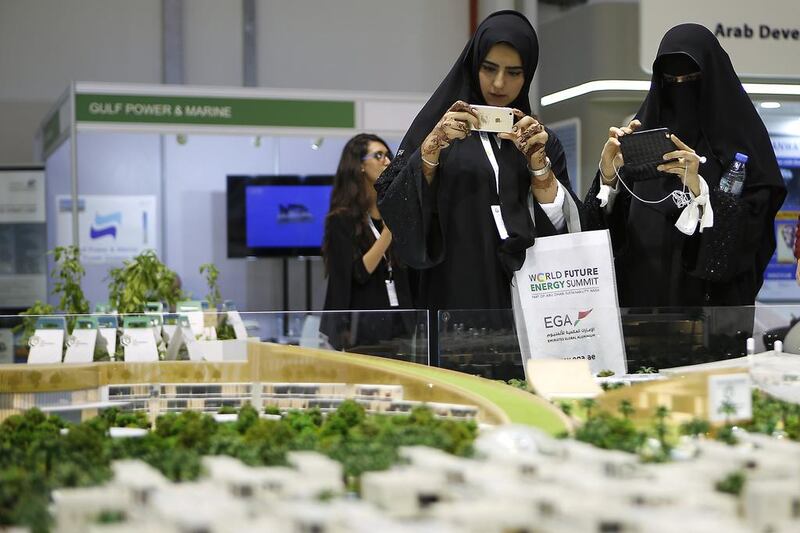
<box><xmin>718</xmin><ymin>152</ymin><xmax>748</xmax><ymax>196</ymax></box>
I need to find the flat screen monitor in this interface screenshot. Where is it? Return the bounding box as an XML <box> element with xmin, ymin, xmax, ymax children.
<box><xmin>227</xmin><ymin>175</ymin><xmax>333</xmax><ymax>257</ymax></box>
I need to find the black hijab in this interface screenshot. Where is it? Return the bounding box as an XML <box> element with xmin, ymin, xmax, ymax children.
<box><xmin>636</xmin><ymin>24</ymin><xmax>783</xmax><ymax>196</ymax></box>
<box><xmin>398</xmin><ymin>10</ymin><xmax>539</xmax><ymax>155</ymax></box>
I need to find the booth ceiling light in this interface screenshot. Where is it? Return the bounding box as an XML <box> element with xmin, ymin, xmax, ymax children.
<box><xmin>540</xmin><ymin>80</ymin><xmax>651</xmax><ymax>106</ymax></box>
<box><xmin>541</xmin><ymin>80</ymin><xmax>800</xmax><ymax>107</ymax></box>
<box><xmin>311</xmin><ymin>137</ymin><xmax>324</xmax><ymax>151</ymax></box>
<box><xmin>759</xmin><ymin>101</ymin><xmax>782</xmax><ymax>109</ymax></box>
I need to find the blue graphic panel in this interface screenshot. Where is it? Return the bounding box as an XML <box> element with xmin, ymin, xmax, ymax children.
<box><xmin>760</xmin><ymin>136</ymin><xmax>800</xmax><ymax>301</ymax></box>
<box><xmin>245</xmin><ymin>185</ymin><xmax>332</xmax><ymax>248</ymax></box>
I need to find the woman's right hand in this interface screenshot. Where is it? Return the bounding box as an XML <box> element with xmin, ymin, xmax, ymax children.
<box><xmin>421</xmin><ymin>101</ymin><xmax>480</xmax><ymax>163</ymax></box>
<box><xmin>599</xmin><ymin>119</ymin><xmax>641</xmax><ymax>183</ymax></box>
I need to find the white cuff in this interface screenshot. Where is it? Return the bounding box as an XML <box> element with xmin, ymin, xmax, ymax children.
<box><xmin>539</xmin><ymin>180</ymin><xmax>566</xmax><ymax>231</ymax></box>
<box><xmin>675</xmin><ymin>176</ymin><xmax>714</xmax><ymax>236</ymax></box>
<box><xmin>597</xmin><ymin>179</ymin><xmax>621</xmax><ymax>212</ymax></box>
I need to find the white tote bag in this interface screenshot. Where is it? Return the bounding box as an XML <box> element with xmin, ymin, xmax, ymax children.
<box><xmin>512</xmin><ymin>229</ymin><xmax>627</xmax><ymax>378</ymax></box>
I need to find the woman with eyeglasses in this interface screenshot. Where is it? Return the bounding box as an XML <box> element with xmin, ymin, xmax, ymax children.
<box><xmin>320</xmin><ymin>133</ymin><xmax>413</xmax><ymax>351</ymax></box>
<box><xmin>584</xmin><ymin>24</ymin><xmax>785</xmax><ymax>308</ymax></box>
<box><xmin>375</xmin><ymin>11</ymin><xmax>582</xmax><ymax>315</ymax></box>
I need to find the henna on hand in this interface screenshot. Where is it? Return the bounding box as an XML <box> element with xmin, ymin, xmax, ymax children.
<box><xmin>532</xmin><ymin>174</ymin><xmax>555</xmax><ymax>190</ymax></box>
<box><xmin>517</xmin><ymin>123</ymin><xmax>546</xmax><ymax>159</ymax></box>
<box><xmin>449</xmin><ymin>100</ymin><xmax>472</xmax><ymax>113</ymax></box>
<box><xmin>422</xmin><ymin>101</ymin><xmax>476</xmax><ymax>158</ymax></box>
<box><xmin>422</xmin><ymin>127</ymin><xmax>450</xmax><ymax>157</ymax></box>
<box><xmin>447</xmin><ymin>118</ymin><xmax>471</xmax><ymax>135</ymax></box>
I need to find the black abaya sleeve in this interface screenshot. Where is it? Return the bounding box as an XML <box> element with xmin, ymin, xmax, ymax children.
<box><xmin>691</xmin><ymin>186</ymin><xmax>778</xmax><ymax>291</ymax></box>
<box><xmin>500</xmin><ymin>130</ymin><xmax>584</xmax><ymax>273</ymax></box>
<box><xmin>582</xmin><ymin>170</ymin><xmax>632</xmax><ymax>255</ymax></box>
<box><xmin>582</xmin><ymin>175</ymin><xmax>606</xmax><ymax>231</ymax></box>
<box><xmin>375</xmin><ymin>149</ymin><xmax>445</xmax><ymax>269</ymax></box>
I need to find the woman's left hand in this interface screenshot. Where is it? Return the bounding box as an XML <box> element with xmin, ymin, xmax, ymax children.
<box><xmin>499</xmin><ymin>110</ymin><xmax>549</xmax><ymax>169</ymax></box>
<box><xmin>659</xmin><ymin>134</ymin><xmax>701</xmax><ymax>196</ymax></box>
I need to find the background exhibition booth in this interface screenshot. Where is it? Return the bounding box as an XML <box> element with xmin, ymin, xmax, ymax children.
<box><xmin>35</xmin><ymin>82</ymin><xmax>427</xmax><ymax>317</ymax></box>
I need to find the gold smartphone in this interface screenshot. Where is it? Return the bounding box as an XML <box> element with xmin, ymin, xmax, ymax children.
<box><xmin>472</xmin><ymin>105</ymin><xmax>514</xmax><ymax>133</ymax></box>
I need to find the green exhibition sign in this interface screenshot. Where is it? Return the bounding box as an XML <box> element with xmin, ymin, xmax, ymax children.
<box><xmin>75</xmin><ymin>93</ymin><xmax>355</xmax><ymax>129</ymax></box>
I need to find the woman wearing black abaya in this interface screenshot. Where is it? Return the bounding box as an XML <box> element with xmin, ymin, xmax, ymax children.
<box><xmin>584</xmin><ymin>24</ymin><xmax>785</xmax><ymax>308</ymax></box>
<box><xmin>375</xmin><ymin>10</ymin><xmax>582</xmax><ymax>314</ymax></box>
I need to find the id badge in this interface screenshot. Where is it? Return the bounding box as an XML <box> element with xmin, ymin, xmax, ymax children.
<box><xmin>490</xmin><ymin>205</ymin><xmax>509</xmax><ymax>240</ymax></box>
<box><xmin>385</xmin><ymin>280</ymin><xmax>400</xmax><ymax>307</ymax></box>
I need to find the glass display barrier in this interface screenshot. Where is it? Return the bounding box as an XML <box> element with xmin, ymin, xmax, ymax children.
<box><xmin>0</xmin><ymin>309</ymin><xmax>429</xmax><ymax>366</ymax></box>
<box><xmin>437</xmin><ymin>305</ymin><xmax>800</xmax><ymax>381</ymax></box>
<box><xmin>3</xmin><ymin>305</ymin><xmax>800</xmax><ymax>375</ymax></box>
<box><xmin>2</xmin><ymin>305</ymin><xmax>799</xmax><ymax>424</ymax></box>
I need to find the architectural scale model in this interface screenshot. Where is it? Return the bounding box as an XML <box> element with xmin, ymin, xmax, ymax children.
<box><xmin>47</xmin><ymin>426</ymin><xmax>800</xmax><ymax>533</ymax></box>
<box><xmin>0</xmin><ymin>340</ymin><xmax>568</xmax><ymax>432</ymax></box>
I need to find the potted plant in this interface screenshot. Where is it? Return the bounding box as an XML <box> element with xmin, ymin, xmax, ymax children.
<box><xmin>195</xmin><ymin>263</ymin><xmax>246</xmax><ymax>361</ymax></box>
<box><xmin>107</xmin><ymin>250</ymin><xmax>184</xmax><ymax>314</ymax></box>
<box><xmin>14</xmin><ymin>246</ymin><xmax>99</xmax><ymax>361</ymax></box>
<box><xmin>106</xmin><ymin>250</ymin><xmax>185</xmax><ymax>361</ymax></box>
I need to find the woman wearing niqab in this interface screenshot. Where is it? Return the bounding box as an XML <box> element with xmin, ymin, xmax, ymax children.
<box><xmin>375</xmin><ymin>10</ymin><xmax>582</xmax><ymax>312</ymax></box>
<box><xmin>584</xmin><ymin>24</ymin><xmax>785</xmax><ymax>307</ymax></box>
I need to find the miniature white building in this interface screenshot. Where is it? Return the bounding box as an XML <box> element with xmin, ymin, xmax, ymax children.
<box><xmin>44</xmin><ymin>421</ymin><xmax>800</xmax><ymax>533</ymax></box>
<box><xmin>743</xmin><ymin>478</ymin><xmax>800</xmax><ymax>532</ymax></box>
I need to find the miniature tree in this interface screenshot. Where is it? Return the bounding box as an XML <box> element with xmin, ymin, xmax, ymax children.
<box><xmin>618</xmin><ymin>400</ymin><xmax>635</xmax><ymax>420</ymax></box>
<box><xmin>715</xmin><ymin>471</ymin><xmax>746</xmax><ymax>496</ymax></box>
<box><xmin>199</xmin><ymin>262</ymin><xmax>238</xmax><ymax>340</ymax></box>
<box><xmin>506</xmin><ymin>378</ymin><xmax>528</xmax><ymax>390</ymax></box>
<box><xmin>199</xmin><ymin>263</ymin><xmax>221</xmax><ymax>310</ymax></box>
<box><xmin>679</xmin><ymin>418</ymin><xmax>711</xmax><ymax>438</ymax></box>
<box><xmin>598</xmin><ymin>369</ymin><xmax>622</xmax><ymax>391</ymax></box>
<box><xmin>580</xmin><ymin>398</ymin><xmax>597</xmax><ymax>419</ymax></box>
<box><xmin>575</xmin><ymin>412</ymin><xmax>646</xmax><ymax>454</ymax></box>
<box><xmin>653</xmin><ymin>406</ymin><xmax>670</xmax><ymax>449</ymax></box>
<box><xmin>718</xmin><ymin>399</ymin><xmax>738</xmax><ymax>425</ymax></box>
<box><xmin>715</xmin><ymin>425</ymin><xmax>738</xmax><ymax>445</ymax></box>
<box><xmin>0</xmin><ymin>402</ymin><xmax>483</xmax><ymax>530</ymax></box>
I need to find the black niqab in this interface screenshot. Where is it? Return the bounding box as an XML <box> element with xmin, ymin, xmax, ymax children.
<box><xmin>656</xmin><ymin>53</ymin><xmax>702</xmax><ymax>146</ymax></box>
<box><xmin>637</xmin><ymin>24</ymin><xmax>783</xmax><ymax>196</ymax></box>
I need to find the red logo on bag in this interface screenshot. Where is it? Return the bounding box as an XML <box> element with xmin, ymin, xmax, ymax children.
<box><xmin>575</xmin><ymin>309</ymin><xmax>593</xmax><ymax>326</ymax></box>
